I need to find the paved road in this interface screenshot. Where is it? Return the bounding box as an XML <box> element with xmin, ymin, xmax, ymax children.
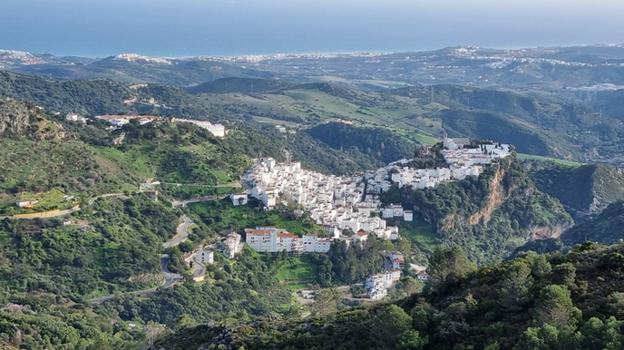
<box><xmin>171</xmin><ymin>194</ymin><xmax>228</xmax><ymax>208</ymax></box>
<box><xmin>88</xmin><ymin>254</ymin><xmax>183</xmax><ymax>305</ymax></box>
<box><xmin>163</xmin><ymin>215</ymin><xmax>194</xmax><ymax>249</ymax></box>
<box><xmin>88</xmin><ymin>193</ymin><xmax>130</xmax><ymax>205</ymax></box>
<box><xmin>162</xmin><ymin>181</ymin><xmax>241</xmax><ymax>188</ymax></box>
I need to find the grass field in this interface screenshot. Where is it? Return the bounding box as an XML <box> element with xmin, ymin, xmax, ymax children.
<box><xmin>517</xmin><ymin>153</ymin><xmax>584</xmax><ymax>167</ymax></box>
<box><xmin>187</xmin><ymin>200</ymin><xmax>324</xmax><ymax>235</ymax></box>
<box><xmin>398</xmin><ymin>216</ymin><xmax>438</xmax><ymax>254</ymax></box>
<box><xmin>272</xmin><ymin>255</ymin><xmax>319</xmax><ymax>290</ymax></box>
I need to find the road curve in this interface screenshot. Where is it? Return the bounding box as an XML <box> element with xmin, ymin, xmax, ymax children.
<box><xmin>163</xmin><ymin>215</ymin><xmax>194</xmax><ymax>249</ymax></box>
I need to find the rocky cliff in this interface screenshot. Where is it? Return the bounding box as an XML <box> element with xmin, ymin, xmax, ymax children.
<box><xmin>386</xmin><ymin>156</ymin><xmax>573</xmax><ymax>263</ymax></box>
<box><xmin>0</xmin><ymin>98</ymin><xmax>64</xmax><ymax>140</ymax></box>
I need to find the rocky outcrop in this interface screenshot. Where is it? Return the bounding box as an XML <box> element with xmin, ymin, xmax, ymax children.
<box><xmin>0</xmin><ymin>98</ymin><xmax>64</xmax><ymax>140</ymax></box>
<box><xmin>0</xmin><ymin>98</ymin><xmax>31</xmax><ymax>135</ymax></box>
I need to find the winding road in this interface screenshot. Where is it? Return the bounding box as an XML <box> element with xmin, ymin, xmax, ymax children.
<box><xmin>89</xmin><ymin>214</ymin><xmax>195</xmax><ymax>305</ymax></box>
<box><xmin>171</xmin><ymin>194</ymin><xmax>228</xmax><ymax>208</ymax></box>
<box><xmin>163</xmin><ymin>215</ymin><xmax>194</xmax><ymax>248</ymax></box>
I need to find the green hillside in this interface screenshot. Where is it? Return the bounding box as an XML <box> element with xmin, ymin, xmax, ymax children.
<box><xmin>155</xmin><ymin>243</ymin><xmax>624</xmax><ymax>350</ymax></box>
<box><xmin>187</xmin><ymin>77</ymin><xmax>292</xmax><ymax>94</ymax></box>
<box><xmin>305</xmin><ymin>122</ymin><xmax>419</xmax><ymax>164</ymax></box>
<box><xmin>530</xmin><ymin>163</ymin><xmax>624</xmax><ymax>217</ymax></box>
<box><xmin>560</xmin><ymin>201</ymin><xmax>624</xmax><ymax>247</ymax></box>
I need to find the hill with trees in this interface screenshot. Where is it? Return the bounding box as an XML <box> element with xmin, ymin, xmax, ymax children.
<box><xmin>529</xmin><ymin>162</ymin><xmax>624</xmax><ymax>218</ymax></box>
<box><xmin>154</xmin><ymin>242</ymin><xmax>624</xmax><ymax>350</ymax></box>
<box><xmin>305</xmin><ymin>122</ymin><xmax>419</xmax><ymax>164</ymax></box>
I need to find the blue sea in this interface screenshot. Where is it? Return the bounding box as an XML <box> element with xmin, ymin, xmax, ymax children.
<box><xmin>1</xmin><ymin>0</ymin><xmax>623</xmax><ymax>57</ymax></box>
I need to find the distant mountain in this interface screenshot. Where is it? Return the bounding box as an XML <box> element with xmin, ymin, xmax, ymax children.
<box><xmin>239</xmin><ymin>45</ymin><xmax>624</xmax><ymax>91</ymax></box>
<box><xmin>5</xmin><ymin>45</ymin><xmax>624</xmax><ymax>90</ymax></box>
<box><xmin>2</xmin><ymin>51</ymin><xmax>275</xmax><ymax>87</ymax></box>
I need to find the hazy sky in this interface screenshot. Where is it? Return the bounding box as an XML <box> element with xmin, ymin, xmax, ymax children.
<box><xmin>1</xmin><ymin>0</ymin><xmax>623</xmax><ymax>57</ymax></box>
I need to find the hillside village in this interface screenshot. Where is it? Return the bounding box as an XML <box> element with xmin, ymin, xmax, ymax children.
<box><xmin>235</xmin><ymin>138</ymin><xmax>511</xmax><ymax>299</ymax></box>
<box><xmin>241</xmin><ymin>138</ymin><xmax>511</xmax><ymax>243</ymax></box>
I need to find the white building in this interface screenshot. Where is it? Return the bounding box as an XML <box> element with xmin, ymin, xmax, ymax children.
<box><xmin>222</xmin><ymin>232</ymin><xmax>244</xmax><ymax>258</ymax></box>
<box><xmin>365</xmin><ymin>270</ymin><xmax>401</xmax><ymax>300</ymax></box>
<box><xmin>65</xmin><ymin>113</ymin><xmax>88</xmax><ymax>124</ymax></box>
<box><xmin>245</xmin><ymin>227</ymin><xmax>332</xmax><ymax>254</ymax></box>
<box><xmin>245</xmin><ymin>227</ymin><xmax>304</xmax><ymax>253</ymax></box>
<box><xmin>229</xmin><ymin>193</ymin><xmax>248</xmax><ymax>206</ymax></box>
<box><xmin>302</xmin><ymin>235</ymin><xmax>332</xmax><ymax>253</ymax></box>
<box><xmin>16</xmin><ymin>200</ymin><xmax>38</xmax><ymax>208</ymax></box>
<box><xmin>171</xmin><ymin>118</ymin><xmax>226</xmax><ymax>138</ymax></box>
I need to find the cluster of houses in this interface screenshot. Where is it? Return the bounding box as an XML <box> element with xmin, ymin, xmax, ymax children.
<box><xmin>365</xmin><ymin>251</ymin><xmax>405</xmax><ymax>300</ymax></box>
<box><xmin>95</xmin><ymin>114</ymin><xmax>160</xmax><ymax>127</ymax></box>
<box><xmin>241</xmin><ymin>139</ymin><xmax>510</xmax><ymax>244</ymax></box>
<box><xmin>366</xmin><ymin>270</ymin><xmax>402</xmax><ymax>300</ymax></box>
<box><xmin>93</xmin><ymin>114</ymin><xmax>226</xmax><ymax>138</ymax></box>
<box><xmin>365</xmin><ymin>138</ymin><xmax>511</xmax><ymax>194</ymax></box>
<box><xmin>245</xmin><ymin>227</ymin><xmax>332</xmax><ymax>253</ymax></box>
<box><xmin>181</xmin><ymin>232</ymin><xmax>244</xmax><ymax>282</ymax></box>
<box><xmin>65</xmin><ymin>113</ymin><xmax>88</xmax><ymax>124</ymax></box>
<box><xmin>364</xmin><ymin>251</ymin><xmax>430</xmax><ymax>300</ymax></box>
<box><xmin>241</xmin><ymin>158</ymin><xmax>401</xmax><ymax>241</ymax></box>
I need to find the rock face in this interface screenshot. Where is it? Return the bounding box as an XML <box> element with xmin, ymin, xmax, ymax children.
<box><xmin>400</xmin><ymin>156</ymin><xmax>573</xmax><ymax>263</ymax></box>
<box><xmin>0</xmin><ymin>98</ymin><xmax>32</xmax><ymax>135</ymax></box>
<box><xmin>0</xmin><ymin>98</ymin><xmax>64</xmax><ymax>140</ymax></box>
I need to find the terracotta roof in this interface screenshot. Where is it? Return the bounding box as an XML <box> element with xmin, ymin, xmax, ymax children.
<box><xmin>277</xmin><ymin>231</ymin><xmax>298</xmax><ymax>239</ymax></box>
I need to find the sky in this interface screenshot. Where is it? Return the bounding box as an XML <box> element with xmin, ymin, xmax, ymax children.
<box><xmin>1</xmin><ymin>0</ymin><xmax>624</xmax><ymax>57</ymax></box>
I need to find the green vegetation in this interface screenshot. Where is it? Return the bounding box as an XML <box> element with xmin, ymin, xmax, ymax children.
<box><xmin>306</xmin><ymin>122</ymin><xmax>419</xmax><ymax>164</ymax></box>
<box><xmin>272</xmin><ymin>255</ymin><xmax>319</xmax><ymax>289</ymax></box>
<box><xmin>529</xmin><ymin>162</ymin><xmax>624</xmax><ymax>218</ymax></box>
<box><xmin>113</xmin><ymin>250</ymin><xmax>297</xmax><ymax>327</ymax></box>
<box><xmin>159</xmin><ymin>243</ymin><xmax>624</xmax><ymax>350</ymax></box>
<box><xmin>187</xmin><ymin>199</ymin><xmax>325</xmax><ymax>236</ymax></box>
<box><xmin>517</xmin><ymin>153</ymin><xmax>584</xmax><ymax>167</ymax></box>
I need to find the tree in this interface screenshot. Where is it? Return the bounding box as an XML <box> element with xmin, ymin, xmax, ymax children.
<box><xmin>427</xmin><ymin>247</ymin><xmax>476</xmax><ymax>290</ymax></box>
<box><xmin>578</xmin><ymin>317</ymin><xmax>624</xmax><ymax>350</ymax></box>
<box><xmin>371</xmin><ymin>305</ymin><xmax>413</xmax><ymax>348</ymax></box>
<box><xmin>399</xmin><ymin>329</ymin><xmax>428</xmax><ymax>350</ymax></box>
<box><xmin>551</xmin><ymin>263</ymin><xmax>576</xmax><ymax>288</ymax></box>
<box><xmin>533</xmin><ymin>284</ymin><xmax>581</xmax><ymax>329</ymax></box>
<box><xmin>514</xmin><ymin>324</ymin><xmax>560</xmax><ymax>350</ymax></box>
<box><xmin>498</xmin><ymin>260</ymin><xmax>533</xmax><ymax>310</ymax></box>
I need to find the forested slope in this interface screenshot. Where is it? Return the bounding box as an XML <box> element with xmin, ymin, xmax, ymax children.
<box><xmin>156</xmin><ymin>243</ymin><xmax>624</xmax><ymax>350</ymax></box>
